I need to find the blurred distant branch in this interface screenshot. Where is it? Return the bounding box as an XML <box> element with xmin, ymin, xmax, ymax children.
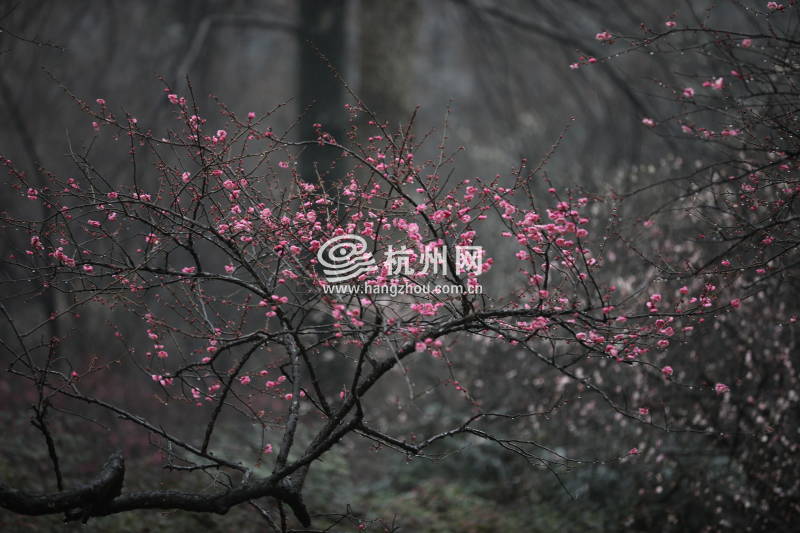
<box><xmin>0</xmin><ymin>24</ymin><xmax>64</xmax><ymax>50</ymax></box>
<box><xmin>175</xmin><ymin>13</ymin><xmax>297</xmax><ymax>84</ymax></box>
<box><xmin>0</xmin><ymin>2</ymin><xmax>64</xmax><ymax>51</ymax></box>
<box><xmin>450</xmin><ymin>0</ymin><xmax>652</xmax><ymax>123</ymax></box>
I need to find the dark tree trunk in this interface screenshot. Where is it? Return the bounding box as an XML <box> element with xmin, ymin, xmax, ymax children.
<box><xmin>297</xmin><ymin>0</ymin><xmax>347</xmax><ymax>192</ymax></box>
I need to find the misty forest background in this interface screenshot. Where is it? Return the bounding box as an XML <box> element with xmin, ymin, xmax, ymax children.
<box><xmin>1</xmin><ymin>1</ymin><xmax>796</xmax><ymax>532</ymax></box>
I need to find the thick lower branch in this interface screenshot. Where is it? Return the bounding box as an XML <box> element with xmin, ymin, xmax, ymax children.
<box><xmin>80</xmin><ymin>481</ymin><xmax>310</xmax><ymax>527</ymax></box>
<box><xmin>0</xmin><ymin>451</ymin><xmax>311</xmax><ymax>527</ymax></box>
<box><xmin>0</xmin><ymin>451</ymin><xmax>123</xmax><ymax>520</ymax></box>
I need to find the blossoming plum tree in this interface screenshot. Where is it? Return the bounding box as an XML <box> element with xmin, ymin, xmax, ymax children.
<box><xmin>580</xmin><ymin>3</ymin><xmax>800</xmax><ymax>527</ymax></box>
<box><xmin>0</xmin><ymin>2</ymin><xmax>797</xmax><ymax>530</ymax></box>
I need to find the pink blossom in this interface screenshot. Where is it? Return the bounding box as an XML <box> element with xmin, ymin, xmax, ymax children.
<box><xmin>431</xmin><ymin>209</ymin><xmax>451</xmax><ymax>223</ymax></box>
<box><xmin>665</xmin><ymin>20</ymin><xmax>677</xmax><ymax>28</ymax></box>
<box><xmin>767</xmin><ymin>2</ymin><xmax>784</xmax><ymax>11</ymax></box>
<box><xmin>703</xmin><ymin>77</ymin><xmax>724</xmax><ymax>90</ymax></box>
<box><xmin>661</xmin><ymin>365</ymin><xmax>674</xmax><ymax>377</ymax></box>
<box><xmin>239</xmin><ymin>376</ymin><xmax>251</xmax><ymax>385</ymax></box>
<box><xmin>682</xmin><ymin>87</ymin><xmax>695</xmax><ymax>98</ymax></box>
<box><xmin>247</xmin><ymin>111</ymin><xmax>256</xmax><ymax>120</ymax></box>
<box><xmin>595</xmin><ymin>31</ymin><xmax>613</xmax><ymax>41</ymax></box>
<box><xmin>410</xmin><ymin>302</ymin><xmax>443</xmax><ymax>316</ymax></box>
<box><xmin>715</xmin><ymin>383</ymin><xmax>730</xmax><ymax>394</ymax></box>
<box><xmin>642</xmin><ymin>117</ymin><xmax>655</xmax><ymax>127</ymax></box>
<box><xmin>167</xmin><ymin>94</ymin><xmax>179</xmax><ymax>104</ymax></box>
<box><xmin>224</xmin><ymin>264</ymin><xmax>235</xmax><ymax>274</ymax></box>
<box><xmin>741</xmin><ymin>38</ymin><xmax>752</xmax><ymax>48</ymax></box>
<box><xmin>181</xmin><ymin>266</ymin><xmax>196</xmax><ymax>274</ymax></box>
<box><xmin>639</xmin><ymin>407</ymin><xmax>649</xmax><ymax>415</ymax></box>
<box><xmin>730</xmin><ymin>298</ymin><xmax>741</xmax><ymax>308</ymax></box>
<box><xmin>263</xmin><ymin>444</ymin><xmax>273</xmax><ymax>454</ymax></box>
<box><xmin>628</xmin><ymin>447</ymin><xmax>640</xmax><ymax>455</ymax></box>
